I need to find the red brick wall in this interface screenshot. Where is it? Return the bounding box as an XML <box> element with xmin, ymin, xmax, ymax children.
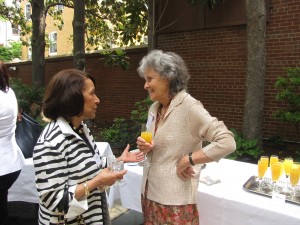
<box><xmin>8</xmin><ymin>47</ymin><xmax>148</xmax><ymax>126</ymax></box>
<box><xmin>157</xmin><ymin>0</ymin><xmax>300</xmax><ymax>141</ymax></box>
<box><xmin>6</xmin><ymin>0</ymin><xmax>300</xmax><ymax>142</ymax></box>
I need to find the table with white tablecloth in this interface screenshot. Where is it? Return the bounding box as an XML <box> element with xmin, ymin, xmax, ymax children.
<box><xmin>108</xmin><ymin>159</ymin><xmax>300</xmax><ymax>225</ymax></box>
<box><xmin>8</xmin><ymin>142</ymin><xmax>113</xmax><ymax>203</ymax></box>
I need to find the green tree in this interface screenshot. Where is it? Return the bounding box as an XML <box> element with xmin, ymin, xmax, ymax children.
<box><xmin>0</xmin><ymin>41</ymin><xmax>22</xmax><ymax>61</ymax></box>
<box><xmin>274</xmin><ymin>68</ymin><xmax>300</xmax><ymax>135</ymax></box>
<box><xmin>0</xmin><ymin>0</ymin><xmax>149</xmax><ymax>84</ymax></box>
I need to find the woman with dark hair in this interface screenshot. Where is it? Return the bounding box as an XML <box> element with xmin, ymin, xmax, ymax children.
<box><xmin>33</xmin><ymin>69</ymin><xmax>143</xmax><ymax>225</ymax></box>
<box><xmin>136</xmin><ymin>50</ymin><xmax>236</xmax><ymax>224</ymax></box>
<box><xmin>0</xmin><ymin>61</ymin><xmax>25</xmax><ymax>225</ymax></box>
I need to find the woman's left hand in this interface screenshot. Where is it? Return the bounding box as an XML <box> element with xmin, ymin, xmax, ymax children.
<box><xmin>176</xmin><ymin>155</ymin><xmax>195</xmax><ymax>180</ymax></box>
<box><xmin>119</xmin><ymin>144</ymin><xmax>145</xmax><ymax>163</ymax></box>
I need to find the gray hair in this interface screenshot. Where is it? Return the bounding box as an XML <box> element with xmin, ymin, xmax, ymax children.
<box><xmin>137</xmin><ymin>50</ymin><xmax>190</xmax><ymax>96</ymax></box>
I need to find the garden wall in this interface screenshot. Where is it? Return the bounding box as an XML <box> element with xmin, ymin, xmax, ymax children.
<box><xmin>6</xmin><ymin>0</ymin><xmax>300</xmax><ymax>143</ymax></box>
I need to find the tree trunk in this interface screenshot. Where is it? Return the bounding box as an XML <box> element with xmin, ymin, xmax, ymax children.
<box><xmin>243</xmin><ymin>0</ymin><xmax>267</xmax><ymax>147</ymax></box>
<box><xmin>147</xmin><ymin>0</ymin><xmax>157</xmax><ymax>51</ymax></box>
<box><xmin>31</xmin><ymin>0</ymin><xmax>46</xmax><ymax>86</ymax></box>
<box><xmin>73</xmin><ymin>0</ymin><xmax>85</xmax><ymax>71</ymax></box>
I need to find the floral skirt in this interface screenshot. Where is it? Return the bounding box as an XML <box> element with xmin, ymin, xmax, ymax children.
<box><xmin>141</xmin><ymin>183</ymin><xmax>199</xmax><ymax>225</ymax></box>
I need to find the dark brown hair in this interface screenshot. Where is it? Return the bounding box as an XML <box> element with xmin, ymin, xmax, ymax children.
<box><xmin>43</xmin><ymin>69</ymin><xmax>95</xmax><ymax>120</ymax></box>
<box><xmin>0</xmin><ymin>61</ymin><xmax>10</xmax><ymax>93</ymax></box>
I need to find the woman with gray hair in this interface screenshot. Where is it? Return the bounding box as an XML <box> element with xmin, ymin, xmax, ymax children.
<box><xmin>136</xmin><ymin>50</ymin><xmax>236</xmax><ymax>224</ymax></box>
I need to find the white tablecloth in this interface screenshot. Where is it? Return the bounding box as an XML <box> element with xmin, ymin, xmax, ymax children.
<box><xmin>8</xmin><ymin>142</ymin><xmax>113</xmax><ymax>203</ymax></box>
<box><xmin>108</xmin><ymin>159</ymin><xmax>300</xmax><ymax>225</ymax></box>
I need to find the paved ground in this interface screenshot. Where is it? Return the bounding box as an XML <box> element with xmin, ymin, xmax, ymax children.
<box><xmin>111</xmin><ymin>209</ymin><xmax>143</xmax><ymax>225</ymax></box>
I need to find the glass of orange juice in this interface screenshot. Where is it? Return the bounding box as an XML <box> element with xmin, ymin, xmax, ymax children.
<box><xmin>270</xmin><ymin>155</ymin><xmax>279</xmax><ymax>168</ymax></box>
<box><xmin>257</xmin><ymin>159</ymin><xmax>268</xmax><ymax>190</ymax></box>
<box><xmin>138</xmin><ymin>124</ymin><xmax>152</xmax><ymax>167</ymax></box>
<box><xmin>290</xmin><ymin>162</ymin><xmax>300</xmax><ymax>199</ymax></box>
<box><xmin>271</xmin><ymin>161</ymin><xmax>282</xmax><ymax>192</ymax></box>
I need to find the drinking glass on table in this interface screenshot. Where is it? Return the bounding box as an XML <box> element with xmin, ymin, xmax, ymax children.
<box><xmin>138</xmin><ymin>124</ymin><xmax>152</xmax><ymax>167</ymax></box>
<box><xmin>271</xmin><ymin>161</ymin><xmax>282</xmax><ymax>192</ymax></box>
<box><xmin>282</xmin><ymin>157</ymin><xmax>293</xmax><ymax>194</ymax></box>
<box><xmin>290</xmin><ymin>162</ymin><xmax>300</xmax><ymax>200</ymax></box>
<box><xmin>270</xmin><ymin>155</ymin><xmax>279</xmax><ymax>168</ymax></box>
<box><xmin>257</xmin><ymin>158</ymin><xmax>268</xmax><ymax>190</ymax></box>
<box><xmin>283</xmin><ymin>157</ymin><xmax>293</xmax><ymax>178</ymax></box>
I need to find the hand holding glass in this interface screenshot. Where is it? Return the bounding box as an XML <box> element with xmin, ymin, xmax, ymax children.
<box><xmin>107</xmin><ymin>155</ymin><xmax>126</xmax><ymax>186</ymax></box>
<box><xmin>138</xmin><ymin>124</ymin><xmax>152</xmax><ymax>167</ymax></box>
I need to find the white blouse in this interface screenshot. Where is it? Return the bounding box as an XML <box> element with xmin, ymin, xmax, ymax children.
<box><xmin>0</xmin><ymin>87</ymin><xmax>25</xmax><ymax>176</ymax></box>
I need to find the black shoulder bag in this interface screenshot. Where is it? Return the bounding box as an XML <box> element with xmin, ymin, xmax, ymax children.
<box><xmin>15</xmin><ymin>112</ymin><xmax>43</xmax><ymax>158</ymax></box>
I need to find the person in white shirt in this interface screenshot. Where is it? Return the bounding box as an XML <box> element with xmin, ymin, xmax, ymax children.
<box><xmin>0</xmin><ymin>61</ymin><xmax>25</xmax><ymax>225</ymax></box>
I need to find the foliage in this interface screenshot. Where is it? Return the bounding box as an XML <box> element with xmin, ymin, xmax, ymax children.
<box><xmin>130</xmin><ymin>96</ymin><xmax>152</xmax><ymax>123</ymax></box>
<box><xmin>99</xmin><ymin>97</ymin><xmax>152</xmax><ymax>151</ymax></box>
<box><xmin>274</xmin><ymin>67</ymin><xmax>300</xmax><ymax>134</ymax></box>
<box><xmin>100</xmin><ymin>49</ymin><xmax>130</xmax><ymax>71</ymax></box>
<box><xmin>0</xmin><ymin>41</ymin><xmax>22</xmax><ymax>61</ymax></box>
<box><xmin>10</xmin><ymin>78</ymin><xmax>45</xmax><ymax>119</ymax></box>
<box><xmin>99</xmin><ymin>118</ymin><xmax>140</xmax><ymax>153</ymax></box>
<box><xmin>227</xmin><ymin>128</ymin><xmax>263</xmax><ymax>161</ymax></box>
<box><xmin>0</xmin><ymin>1</ymin><xmax>31</xmax><ymax>46</ymax></box>
<box><xmin>99</xmin><ymin>118</ymin><xmax>130</xmax><ymax>144</ymax></box>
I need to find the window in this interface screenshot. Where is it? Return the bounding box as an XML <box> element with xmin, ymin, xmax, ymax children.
<box><xmin>25</xmin><ymin>3</ymin><xmax>31</xmax><ymax>20</ymax></box>
<box><xmin>56</xmin><ymin>4</ymin><xmax>64</xmax><ymax>11</ymax></box>
<box><xmin>49</xmin><ymin>32</ymin><xmax>57</xmax><ymax>55</ymax></box>
<box><xmin>28</xmin><ymin>46</ymin><xmax>32</xmax><ymax>60</ymax></box>
<box><xmin>12</xmin><ymin>24</ymin><xmax>20</xmax><ymax>35</ymax></box>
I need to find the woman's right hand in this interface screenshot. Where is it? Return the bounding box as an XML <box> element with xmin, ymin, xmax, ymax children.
<box><xmin>136</xmin><ymin>136</ymin><xmax>154</xmax><ymax>154</ymax></box>
<box><xmin>94</xmin><ymin>168</ymin><xmax>127</xmax><ymax>188</ymax></box>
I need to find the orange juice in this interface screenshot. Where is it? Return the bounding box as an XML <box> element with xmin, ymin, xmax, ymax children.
<box><xmin>270</xmin><ymin>155</ymin><xmax>279</xmax><ymax>168</ymax></box>
<box><xmin>271</xmin><ymin>162</ymin><xmax>282</xmax><ymax>182</ymax></box>
<box><xmin>258</xmin><ymin>160</ymin><xmax>267</xmax><ymax>178</ymax></box>
<box><xmin>141</xmin><ymin>131</ymin><xmax>152</xmax><ymax>143</ymax></box>
<box><xmin>283</xmin><ymin>157</ymin><xmax>293</xmax><ymax>177</ymax></box>
<box><xmin>290</xmin><ymin>163</ymin><xmax>300</xmax><ymax>186</ymax></box>
<box><xmin>260</xmin><ymin>156</ymin><xmax>269</xmax><ymax>171</ymax></box>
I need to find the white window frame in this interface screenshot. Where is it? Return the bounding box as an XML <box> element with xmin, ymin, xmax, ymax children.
<box><xmin>49</xmin><ymin>32</ymin><xmax>57</xmax><ymax>55</ymax></box>
<box><xmin>56</xmin><ymin>4</ymin><xmax>64</xmax><ymax>11</ymax></box>
<box><xmin>25</xmin><ymin>3</ymin><xmax>31</xmax><ymax>20</ymax></box>
<box><xmin>12</xmin><ymin>24</ymin><xmax>20</xmax><ymax>35</ymax></box>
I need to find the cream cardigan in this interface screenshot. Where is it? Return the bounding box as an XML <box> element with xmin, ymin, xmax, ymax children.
<box><xmin>141</xmin><ymin>90</ymin><xmax>236</xmax><ymax>205</ymax></box>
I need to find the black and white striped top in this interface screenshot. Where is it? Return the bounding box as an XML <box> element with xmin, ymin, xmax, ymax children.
<box><xmin>33</xmin><ymin>117</ymin><xmax>108</xmax><ymax>225</ymax></box>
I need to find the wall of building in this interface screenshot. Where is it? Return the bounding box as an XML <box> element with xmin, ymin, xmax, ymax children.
<box><xmin>6</xmin><ymin>0</ymin><xmax>300</xmax><ymax>143</ymax></box>
<box><xmin>8</xmin><ymin>47</ymin><xmax>148</xmax><ymax>124</ymax></box>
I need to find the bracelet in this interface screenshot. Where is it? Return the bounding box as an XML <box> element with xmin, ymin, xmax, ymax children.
<box><xmin>83</xmin><ymin>181</ymin><xmax>90</xmax><ymax>197</ymax></box>
<box><xmin>188</xmin><ymin>152</ymin><xmax>195</xmax><ymax>166</ymax></box>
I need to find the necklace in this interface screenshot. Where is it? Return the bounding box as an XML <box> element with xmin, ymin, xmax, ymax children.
<box><xmin>69</xmin><ymin>122</ymin><xmax>84</xmax><ymax>134</ymax></box>
<box><xmin>158</xmin><ymin>104</ymin><xmax>169</xmax><ymax>120</ymax></box>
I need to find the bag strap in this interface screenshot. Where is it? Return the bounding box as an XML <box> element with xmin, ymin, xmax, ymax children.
<box><xmin>58</xmin><ymin>184</ymin><xmax>69</xmax><ymax>213</ymax></box>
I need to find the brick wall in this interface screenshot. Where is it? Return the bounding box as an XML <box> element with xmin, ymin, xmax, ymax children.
<box><xmin>157</xmin><ymin>0</ymin><xmax>300</xmax><ymax>141</ymax></box>
<box><xmin>6</xmin><ymin>0</ymin><xmax>300</xmax><ymax>142</ymax></box>
<box><xmin>8</xmin><ymin>47</ymin><xmax>148</xmax><ymax>126</ymax></box>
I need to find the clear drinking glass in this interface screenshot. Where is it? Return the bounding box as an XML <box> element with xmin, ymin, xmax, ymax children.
<box><xmin>289</xmin><ymin>162</ymin><xmax>300</xmax><ymax>200</ymax></box>
<box><xmin>271</xmin><ymin>161</ymin><xmax>282</xmax><ymax>192</ymax></box>
<box><xmin>282</xmin><ymin>157</ymin><xmax>293</xmax><ymax>194</ymax></box>
<box><xmin>107</xmin><ymin>155</ymin><xmax>126</xmax><ymax>186</ymax></box>
<box><xmin>257</xmin><ymin>158</ymin><xmax>268</xmax><ymax>190</ymax></box>
<box><xmin>138</xmin><ymin>124</ymin><xmax>152</xmax><ymax>167</ymax></box>
<box><xmin>270</xmin><ymin>155</ymin><xmax>279</xmax><ymax>168</ymax></box>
